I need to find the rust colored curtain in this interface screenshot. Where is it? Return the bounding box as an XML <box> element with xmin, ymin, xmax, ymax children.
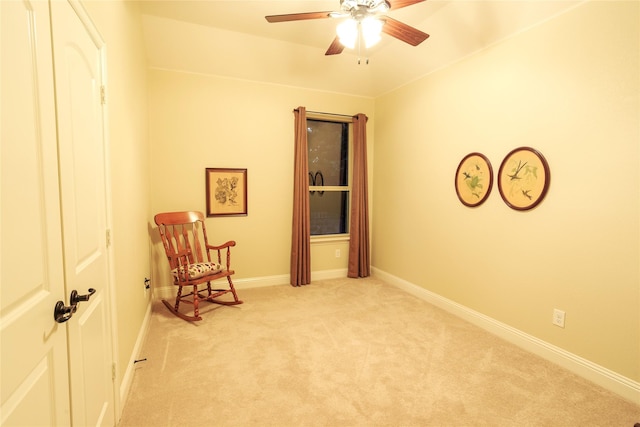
<box><xmin>290</xmin><ymin>107</ymin><xmax>311</xmax><ymax>286</ymax></box>
<box><xmin>348</xmin><ymin>113</ymin><xmax>371</xmax><ymax>278</ymax></box>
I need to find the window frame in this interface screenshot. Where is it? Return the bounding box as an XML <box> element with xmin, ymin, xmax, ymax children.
<box><xmin>306</xmin><ymin>113</ymin><xmax>353</xmax><ymax>241</ymax></box>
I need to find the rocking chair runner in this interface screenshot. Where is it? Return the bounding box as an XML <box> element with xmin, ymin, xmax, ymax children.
<box><xmin>154</xmin><ymin>211</ymin><xmax>243</xmax><ymax>321</ymax></box>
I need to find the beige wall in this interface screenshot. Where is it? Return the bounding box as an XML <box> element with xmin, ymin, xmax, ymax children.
<box><xmin>83</xmin><ymin>0</ymin><xmax>151</xmax><ymax>397</ymax></box>
<box><xmin>147</xmin><ymin>70</ymin><xmax>375</xmax><ymax>287</ymax></box>
<box><xmin>373</xmin><ymin>1</ymin><xmax>639</xmax><ymax>382</ymax></box>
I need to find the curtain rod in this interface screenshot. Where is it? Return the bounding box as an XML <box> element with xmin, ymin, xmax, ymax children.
<box><xmin>293</xmin><ymin>108</ymin><xmax>367</xmax><ymax>121</ymax></box>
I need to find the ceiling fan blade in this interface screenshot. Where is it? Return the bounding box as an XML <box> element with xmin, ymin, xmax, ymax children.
<box><xmin>388</xmin><ymin>0</ymin><xmax>426</xmax><ymax>10</ymax></box>
<box><xmin>265</xmin><ymin>11</ymin><xmax>333</xmax><ymax>23</ymax></box>
<box><xmin>381</xmin><ymin>17</ymin><xmax>429</xmax><ymax>46</ymax></box>
<box><xmin>325</xmin><ymin>37</ymin><xmax>345</xmax><ymax>56</ymax></box>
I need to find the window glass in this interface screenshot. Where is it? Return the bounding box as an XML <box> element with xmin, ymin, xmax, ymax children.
<box><xmin>307</xmin><ymin>120</ymin><xmax>348</xmax><ymax>186</ymax></box>
<box><xmin>307</xmin><ymin>118</ymin><xmax>350</xmax><ymax>236</ymax></box>
<box><xmin>309</xmin><ymin>191</ymin><xmax>349</xmax><ymax>235</ymax></box>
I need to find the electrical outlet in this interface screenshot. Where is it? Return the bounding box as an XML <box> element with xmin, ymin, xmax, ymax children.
<box><xmin>552</xmin><ymin>309</ymin><xmax>565</xmax><ymax>328</ymax></box>
<box><xmin>335</xmin><ymin>249</ymin><xmax>341</xmax><ymax>258</ymax></box>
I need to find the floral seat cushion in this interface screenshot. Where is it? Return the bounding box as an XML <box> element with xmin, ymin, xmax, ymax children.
<box><xmin>172</xmin><ymin>262</ymin><xmax>223</xmax><ymax>281</ymax></box>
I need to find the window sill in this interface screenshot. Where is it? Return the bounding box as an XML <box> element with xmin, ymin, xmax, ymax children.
<box><xmin>311</xmin><ymin>234</ymin><xmax>350</xmax><ymax>243</ymax></box>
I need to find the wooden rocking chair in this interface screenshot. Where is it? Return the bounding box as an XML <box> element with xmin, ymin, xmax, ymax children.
<box><xmin>155</xmin><ymin>211</ymin><xmax>243</xmax><ymax>321</ymax></box>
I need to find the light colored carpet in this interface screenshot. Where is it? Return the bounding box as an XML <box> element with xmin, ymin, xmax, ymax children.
<box><xmin>119</xmin><ymin>277</ymin><xmax>639</xmax><ymax>426</ymax></box>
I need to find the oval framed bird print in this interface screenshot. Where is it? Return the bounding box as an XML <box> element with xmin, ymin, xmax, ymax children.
<box><xmin>498</xmin><ymin>147</ymin><xmax>550</xmax><ymax>211</ymax></box>
<box><xmin>455</xmin><ymin>152</ymin><xmax>493</xmax><ymax>207</ymax></box>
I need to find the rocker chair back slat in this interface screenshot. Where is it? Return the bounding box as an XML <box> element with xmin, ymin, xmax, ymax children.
<box><xmin>154</xmin><ymin>211</ymin><xmax>242</xmax><ymax>321</ymax></box>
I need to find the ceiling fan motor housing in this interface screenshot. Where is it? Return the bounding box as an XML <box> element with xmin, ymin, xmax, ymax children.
<box><xmin>341</xmin><ymin>0</ymin><xmax>391</xmax><ymax>16</ymax></box>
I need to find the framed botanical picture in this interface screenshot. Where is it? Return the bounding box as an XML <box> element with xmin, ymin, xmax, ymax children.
<box><xmin>497</xmin><ymin>147</ymin><xmax>550</xmax><ymax>211</ymax></box>
<box><xmin>205</xmin><ymin>168</ymin><xmax>247</xmax><ymax>217</ymax></box>
<box><xmin>455</xmin><ymin>152</ymin><xmax>493</xmax><ymax>207</ymax></box>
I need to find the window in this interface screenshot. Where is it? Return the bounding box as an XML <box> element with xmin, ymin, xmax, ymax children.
<box><xmin>307</xmin><ymin>118</ymin><xmax>351</xmax><ymax>236</ymax></box>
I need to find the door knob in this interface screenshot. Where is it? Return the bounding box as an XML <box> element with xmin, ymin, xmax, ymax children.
<box><xmin>70</xmin><ymin>288</ymin><xmax>96</xmax><ymax>305</ymax></box>
<box><xmin>53</xmin><ymin>300</ymin><xmax>76</xmax><ymax>323</ymax></box>
<box><xmin>53</xmin><ymin>288</ymin><xmax>96</xmax><ymax>323</ymax></box>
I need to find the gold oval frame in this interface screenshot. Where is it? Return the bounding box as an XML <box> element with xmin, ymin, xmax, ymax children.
<box><xmin>497</xmin><ymin>147</ymin><xmax>550</xmax><ymax>211</ymax></box>
<box><xmin>455</xmin><ymin>152</ymin><xmax>493</xmax><ymax>207</ymax></box>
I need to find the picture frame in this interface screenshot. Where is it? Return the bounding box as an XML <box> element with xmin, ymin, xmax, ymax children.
<box><xmin>497</xmin><ymin>147</ymin><xmax>550</xmax><ymax>211</ymax></box>
<box><xmin>455</xmin><ymin>152</ymin><xmax>493</xmax><ymax>207</ymax></box>
<box><xmin>205</xmin><ymin>168</ymin><xmax>247</xmax><ymax>217</ymax></box>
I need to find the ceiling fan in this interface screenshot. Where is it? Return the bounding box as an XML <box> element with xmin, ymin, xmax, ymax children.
<box><xmin>265</xmin><ymin>0</ymin><xmax>429</xmax><ymax>56</ymax></box>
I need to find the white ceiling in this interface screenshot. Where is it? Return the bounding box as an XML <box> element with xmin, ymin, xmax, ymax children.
<box><xmin>137</xmin><ymin>0</ymin><xmax>584</xmax><ymax>97</ymax></box>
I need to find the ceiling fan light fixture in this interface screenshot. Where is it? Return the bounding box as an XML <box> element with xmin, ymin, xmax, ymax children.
<box><xmin>337</xmin><ymin>18</ymin><xmax>358</xmax><ymax>49</ymax></box>
<box><xmin>362</xmin><ymin>17</ymin><xmax>383</xmax><ymax>47</ymax></box>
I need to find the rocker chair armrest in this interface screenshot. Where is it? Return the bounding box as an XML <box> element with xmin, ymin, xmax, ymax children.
<box><xmin>206</xmin><ymin>241</ymin><xmax>236</xmax><ymax>269</ymax></box>
<box><xmin>206</xmin><ymin>240</ymin><xmax>236</xmax><ymax>251</ymax></box>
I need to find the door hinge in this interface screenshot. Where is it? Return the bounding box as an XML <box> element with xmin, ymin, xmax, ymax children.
<box><xmin>106</xmin><ymin>229</ymin><xmax>111</xmax><ymax>248</ymax></box>
<box><xmin>100</xmin><ymin>85</ymin><xmax>106</xmax><ymax>105</ymax></box>
<box><xmin>112</xmin><ymin>363</ymin><xmax>116</xmax><ymax>381</ymax></box>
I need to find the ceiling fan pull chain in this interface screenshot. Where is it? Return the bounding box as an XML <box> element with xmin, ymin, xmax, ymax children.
<box><xmin>357</xmin><ymin>26</ymin><xmax>366</xmax><ymax>65</ymax></box>
<box><xmin>356</xmin><ymin>41</ymin><xmax>370</xmax><ymax>65</ymax></box>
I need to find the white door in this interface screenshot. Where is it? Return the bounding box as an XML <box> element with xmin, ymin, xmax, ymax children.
<box><xmin>50</xmin><ymin>1</ymin><xmax>116</xmax><ymax>426</ymax></box>
<box><xmin>1</xmin><ymin>1</ymin><xmax>71</xmax><ymax>426</ymax></box>
<box><xmin>1</xmin><ymin>0</ymin><xmax>116</xmax><ymax>426</ymax></box>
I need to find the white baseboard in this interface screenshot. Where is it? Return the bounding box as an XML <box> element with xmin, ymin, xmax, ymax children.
<box><xmin>118</xmin><ymin>300</ymin><xmax>152</xmax><ymax>414</ymax></box>
<box><xmin>153</xmin><ymin>269</ymin><xmax>349</xmax><ymax>300</ymax></box>
<box><xmin>311</xmin><ymin>268</ymin><xmax>349</xmax><ymax>281</ymax></box>
<box><xmin>372</xmin><ymin>267</ymin><xmax>640</xmax><ymax>405</ymax></box>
